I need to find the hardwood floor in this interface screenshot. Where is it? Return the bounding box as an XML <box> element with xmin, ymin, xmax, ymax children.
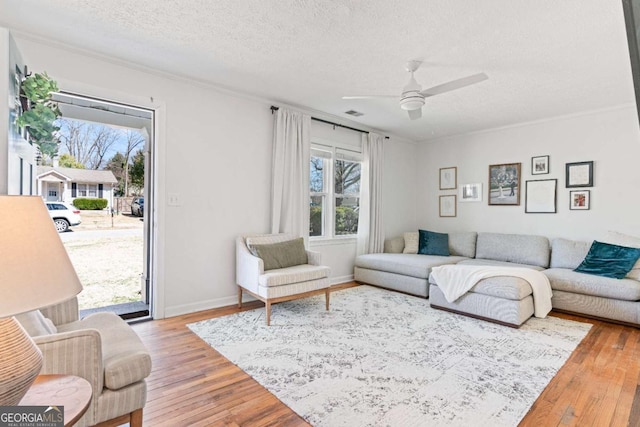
<box><xmin>133</xmin><ymin>284</ymin><xmax>640</xmax><ymax>426</ymax></box>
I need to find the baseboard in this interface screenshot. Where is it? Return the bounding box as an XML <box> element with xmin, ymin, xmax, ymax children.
<box><xmin>165</xmin><ymin>293</ymin><xmax>255</xmax><ymax>318</ymax></box>
<box><xmin>330</xmin><ymin>274</ymin><xmax>354</xmax><ymax>285</ymax></box>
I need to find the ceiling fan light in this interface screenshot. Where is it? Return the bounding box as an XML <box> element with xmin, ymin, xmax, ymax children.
<box><xmin>400</xmin><ymin>96</ymin><xmax>425</xmax><ymax>111</ymax></box>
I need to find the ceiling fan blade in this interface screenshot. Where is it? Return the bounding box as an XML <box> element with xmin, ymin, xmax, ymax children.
<box><xmin>408</xmin><ymin>108</ymin><xmax>422</xmax><ymax>120</ymax></box>
<box><xmin>342</xmin><ymin>95</ymin><xmax>398</xmax><ymax>100</ymax></box>
<box><xmin>420</xmin><ymin>73</ymin><xmax>488</xmax><ymax>97</ymax></box>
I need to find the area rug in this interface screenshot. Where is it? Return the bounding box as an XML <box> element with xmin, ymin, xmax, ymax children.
<box><xmin>188</xmin><ymin>285</ymin><xmax>591</xmax><ymax>427</ymax></box>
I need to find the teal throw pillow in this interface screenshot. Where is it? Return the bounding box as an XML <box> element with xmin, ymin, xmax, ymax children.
<box><xmin>248</xmin><ymin>238</ymin><xmax>308</xmax><ymax>271</ymax></box>
<box><xmin>418</xmin><ymin>229</ymin><xmax>450</xmax><ymax>256</ymax></box>
<box><xmin>574</xmin><ymin>241</ymin><xmax>640</xmax><ymax>279</ymax></box>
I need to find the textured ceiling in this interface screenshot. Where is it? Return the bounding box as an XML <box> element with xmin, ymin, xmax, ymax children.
<box><xmin>0</xmin><ymin>0</ymin><xmax>635</xmax><ymax>141</ymax></box>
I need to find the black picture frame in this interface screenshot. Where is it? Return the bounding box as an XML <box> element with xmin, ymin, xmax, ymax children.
<box><xmin>569</xmin><ymin>190</ymin><xmax>590</xmax><ymax>210</ymax></box>
<box><xmin>565</xmin><ymin>161</ymin><xmax>594</xmax><ymax>188</ymax></box>
<box><xmin>531</xmin><ymin>155</ymin><xmax>550</xmax><ymax>175</ymax></box>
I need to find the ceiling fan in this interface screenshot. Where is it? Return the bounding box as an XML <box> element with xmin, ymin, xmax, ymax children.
<box><xmin>342</xmin><ymin>60</ymin><xmax>488</xmax><ymax>120</ymax></box>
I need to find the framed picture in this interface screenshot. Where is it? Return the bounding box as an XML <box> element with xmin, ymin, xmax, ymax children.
<box><xmin>566</xmin><ymin>161</ymin><xmax>594</xmax><ymax>188</ymax></box>
<box><xmin>569</xmin><ymin>190</ymin><xmax>590</xmax><ymax>210</ymax></box>
<box><xmin>439</xmin><ymin>167</ymin><xmax>457</xmax><ymax>190</ymax></box>
<box><xmin>531</xmin><ymin>155</ymin><xmax>549</xmax><ymax>175</ymax></box>
<box><xmin>459</xmin><ymin>183</ymin><xmax>482</xmax><ymax>202</ymax></box>
<box><xmin>488</xmin><ymin>163</ymin><xmax>521</xmax><ymax>206</ymax></box>
<box><xmin>439</xmin><ymin>195</ymin><xmax>457</xmax><ymax>217</ymax></box>
<box><xmin>525</xmin><ymin>179</ymin><xmax>557</xmax><ymax>213</ymax></box>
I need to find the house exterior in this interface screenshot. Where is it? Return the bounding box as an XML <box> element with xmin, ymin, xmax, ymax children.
<box><xmin>36</xmin><ymin>165</ymin><xmax>118</xmax><ymax>209</ymax></box>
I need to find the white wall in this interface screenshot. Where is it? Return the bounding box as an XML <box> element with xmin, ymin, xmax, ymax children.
<box><xmin>417</xmin><ymin>105</ymin><xmax>640</xmax><ymax>241</ymax></box>
<box><xmin>10</xmin><ymin>33</ymin><xmax>418</xmax><ymax>317</ymax></box>
<box><xmin>1</xmin><ymin>30</ymin><xmax>36</xmax><ymax>195</ymax></box>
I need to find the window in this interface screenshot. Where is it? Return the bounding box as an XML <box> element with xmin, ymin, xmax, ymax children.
<box><xmin>75</xmin><ymin>183</ymin><xmax>98</xmax><ymax>198</ymax></box>
<box><xmin>310</xmin><ymin>144</ymin><xmax>361</xmax><ymax>238</ymax></box>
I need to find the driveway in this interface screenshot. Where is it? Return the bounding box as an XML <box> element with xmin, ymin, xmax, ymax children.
<box><xmin>60</xmin><ymin>211</ymin><xmax>145</xmax><ymax>310</ymax></box>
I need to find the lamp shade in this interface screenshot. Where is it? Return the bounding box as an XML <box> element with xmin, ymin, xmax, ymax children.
<box><xmin>0</xmin><ymin>196</ymin><xmax>82</xmax><ymax>317</ymax></box>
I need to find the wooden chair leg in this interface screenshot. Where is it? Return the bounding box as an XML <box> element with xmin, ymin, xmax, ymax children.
<box><xmin>325</xmin><ymin>288</ymin><xmax>330</xmax><ymax>311</ymax></box>
<box><xmin>266</xmin><ymin>300</ymin><xmax>271</xmax><ymax>326</ymax></box>
<box><xmin>237</xmin><ymin>286</ymin><xmax>243</xmax><ymax>308</ymax></box>
<box><xmin>130</xmin><ymin>408</ymin><xmax>143</xmax><ymax>427</ymax></box>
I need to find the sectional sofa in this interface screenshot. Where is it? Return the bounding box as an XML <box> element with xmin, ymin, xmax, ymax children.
<box><xmin>354</xmin><ymin>231</ymin><xmax>640</xmax><ymax>327</ymax></box>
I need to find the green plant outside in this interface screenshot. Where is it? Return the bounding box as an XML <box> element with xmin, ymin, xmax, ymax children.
<box><xmin>336</xmin><ymin>206</ymin><xmax>358</xmax><ymax>235</ymax></box>
<box><xmin>310</xmin><ymin>206</ymin><xmax>358</xmax><ymax>236</ymax></box>
<box><xmin>15</xmin><ymin>72</ymin><xmax>61</xmax><ymax>158</ymax></box>
<box><xmin>73</xmin><ymin>198</ymin><xmax>108</xmax><ymax>210</ymax></box>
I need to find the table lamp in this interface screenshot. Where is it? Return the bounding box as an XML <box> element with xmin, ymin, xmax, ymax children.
<box><xmin>0</xmin><ymin>196</ymin><xmax>83</xmax><ymax>405</ymax></box>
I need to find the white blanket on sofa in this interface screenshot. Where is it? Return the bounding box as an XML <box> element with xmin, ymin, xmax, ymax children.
<box><xmin>430</xmin><ymin>265</ymin><xmax>553</xmax><ymax>318</ymax></box>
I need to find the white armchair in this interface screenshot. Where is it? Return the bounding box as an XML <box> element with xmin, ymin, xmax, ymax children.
<box><xmin>17</xmin><ymin>297</ymin><xmax>151</xmax><ymax>427</ymax></box>
<box><xmin>236</xmin><ymin>234</ymin><xmax>331</xmax><ymax>325</ymax></box>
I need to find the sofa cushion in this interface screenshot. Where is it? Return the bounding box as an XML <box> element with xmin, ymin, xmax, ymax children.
<box><xmin>574</xmin><ymin>241</ymin><xmax>640</xmax><ymax>279</ymax></box>
<box><xmin>429</xmin><ymin>275</ymin><xmax>533</xmax><ymax>300</ymax></box>
<box><xmin>58</xmin><ymin>312</ymin><xmax>152</xmax><ymax>390</ymax></box>
<box><xmin>248</xmin><ymin>237</ymin><xmax>308</xmax><ymax>271</ymax></box>
<box><xmin>384</xmin><ymin>236</ymin><xmax>405</xmax><ymax>254</ymax></box>
<box><xmin>458</xmin><ymin>259</ymin><xmax>545</xmax><ymax>271</ymax></box>
<box><xmin>418</xmin><ymin>230</ymin><xmax>450</xmax><ymax>256</ymax></box>
<box><xmin>402</xmin><ymin>232</ymin><xmax>419</xmax><ymax>254</ymax></box>
<box><xmin>475</xmin><ymin>232</ymin><xmax>550</xmax><ymax>268</ymax></box>
<box><xmin>15</xmin><ymin>310</ymin><xmax>57</xmax><ymax>337</ymax></box>
<box><xmin>550</xmin><ymin>238</ymin><xmax>591</xmax><ymax>269</ymax></box>
<box><xmin>355</xmin><ymin>253</ymin><xmax>467</xmax><ymax>279</ymax></box>
<box><xmin>259</xmin><ymin>264</ymin><xmax>330</xmax><ymax>287</ymax></box>
<box><xmin>544</xmin><ymin>268</ymin><xmax>640</xmax><ymax>301</ymax></box>
<box><xmin>605</xmin><ymin>231</ymin><xmax>640</xmax><ymax>281</ymax></box>
<box><xmin>449</xmin><ymin>232</ymin><xmax>477</xmax><ymax>258</ymax></box>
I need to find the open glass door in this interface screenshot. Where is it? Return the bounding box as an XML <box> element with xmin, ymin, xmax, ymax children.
<box><xmin>47</xmin><ymin>92</ymin><xmax>155</xmax><ymax>320</ymax></box>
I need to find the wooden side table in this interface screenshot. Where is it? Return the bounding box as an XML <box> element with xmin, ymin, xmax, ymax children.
<box><xmin>20</xmin><ymin>374</ymin><xmax>92</xmax><ymax>427</ymax></box>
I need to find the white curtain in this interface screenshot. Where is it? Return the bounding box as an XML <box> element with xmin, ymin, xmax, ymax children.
<box><xmin>271</xmin><ymin>108</ymin><xmax>311</xmax><ymax>240</ymax></box>
<box><xmin>357</xmin><ymin>132</ymin><xmax>385</xmax><ymax>255</ymax></box>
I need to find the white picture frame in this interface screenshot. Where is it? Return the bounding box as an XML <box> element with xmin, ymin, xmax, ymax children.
<box><xmin>459</xmin><ymin>183</ymin><xmax>482</xmax><ymax>202</ymax></box>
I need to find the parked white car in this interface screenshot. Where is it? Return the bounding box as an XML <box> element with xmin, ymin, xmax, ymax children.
<box><xmin>46</xmin><ymin>202</ymin><xmax>82</xmax><ymax>232</ymax></box>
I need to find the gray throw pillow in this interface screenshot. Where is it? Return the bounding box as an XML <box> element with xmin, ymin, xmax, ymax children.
<box><xmin>248</xmin><ymin>237</ymin><xmax>308</xmax><ymax>271</ymax></box>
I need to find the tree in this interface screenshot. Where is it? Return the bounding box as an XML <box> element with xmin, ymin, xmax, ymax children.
<box><xmin>58</xmin><ymin>153</ymin><xmax>85</xmax><ymax>169</ymax></box>
<box><xmin>334</xmin><ymin>159</ymin><xmax>360</xmax><ymax>207</ymax></box>
<box><xmin>105</xmin><ymin>152</ymin><xmax>127</xmax><ymax>196</ymax></box>
<box><xmin>121</xmin><ymin>131</ymin><xmax>145</xmax><ymax>196</ymax></box>
<box><xmin>56</xmin><ymin>119</ymin><xmax>119</xmax><ymax>169</ymax></box>
<box><xmin>129</xmin><ymin>149</ymin><xmax>145</xmax><ymax>194</ymax></box>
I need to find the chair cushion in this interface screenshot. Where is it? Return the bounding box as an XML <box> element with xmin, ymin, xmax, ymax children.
<box><xmin>259</xmin><ymin>264</ymin><xmax>330</xmax><ymax>287</ymax></box>
<box><xmin>248</xmin><ymin>237</ymin><xmax>308</xmax><ymax>271</ymax></box>
<box><xmin>58</xmin><ymin>312</ymin><xmax>151</xmax><ymax>390</ymax></box>
<box><xmin>15</xmin><ymin>310</ymin><xmax>57</xmax><ymax>337</ymax></box>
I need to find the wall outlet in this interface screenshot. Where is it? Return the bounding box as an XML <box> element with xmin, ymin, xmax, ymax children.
<box><xmin>168</xmin><ymin>193</ymin><xmax>181</xmax><ymax>206</ymax></box>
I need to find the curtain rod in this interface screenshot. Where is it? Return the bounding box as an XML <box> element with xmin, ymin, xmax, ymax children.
<box><xmin>270</xmin><ymin>106</ymin><xmax>389</xmax><ymax>139</ymax></box>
